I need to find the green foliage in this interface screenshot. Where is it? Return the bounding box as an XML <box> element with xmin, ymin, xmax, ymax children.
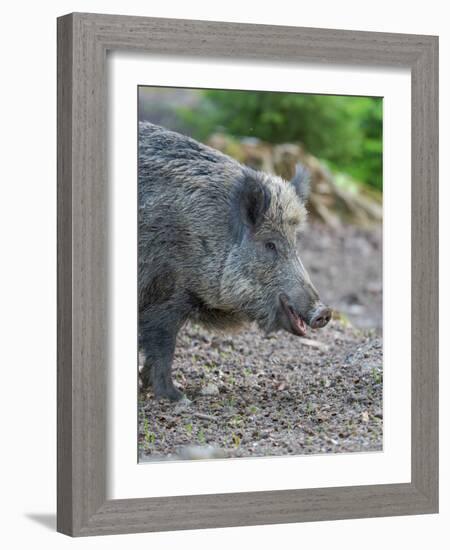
<box><xmin>198</xmin><ymin>429</ymin><xmax>206</xmax><ymax>445</ymax></box>
<box><xmin>178</xmin><ymin>90</ymin><xmax>382</xmax><ymax>190</ymax></box>
<box><xmin>142</xmin><ymin>417</ymin><xmax>156</xmax><ymax>449</ymax></box>
<box><xmin>371</xmin><ymin>367</ymin><xmax>383</xmax><ymax>385</ymax></box>
<box><xmin>231</xmin><ymin>432</ymin><xmax>241</xmax><ymax>448</ymax></box>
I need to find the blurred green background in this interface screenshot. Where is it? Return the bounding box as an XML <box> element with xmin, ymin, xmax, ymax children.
<box><xmin>139</xmin><ymin>87</ymin><xmax>383</xmax><ymax>192</ymax></box>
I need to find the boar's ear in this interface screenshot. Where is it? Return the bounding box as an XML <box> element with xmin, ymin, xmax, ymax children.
<box><xmin>231</xmin><ymin>173</ymin><xmax>271</xmax><ymax>242</ymax></box>
<box><xmin>290</xmin><ymin>163</ymin><xmax>311</xmax><ymax>203</ymax></box>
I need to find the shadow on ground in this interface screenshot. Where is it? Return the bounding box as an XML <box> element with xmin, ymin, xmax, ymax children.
<box><xmin>25</xmin><ymin>513</ymin><xmax>56</xmax><ymax>531</ymax></box>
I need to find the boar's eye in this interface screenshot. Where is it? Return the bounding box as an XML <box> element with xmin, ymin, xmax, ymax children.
<box><xmin>265</xmin><ymin>241</ymin><xmax>277</xmax><ymax>253</ymax></box>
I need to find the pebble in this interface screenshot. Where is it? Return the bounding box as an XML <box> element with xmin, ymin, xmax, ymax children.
<box><xmin>201</xmin><ymin>383</ymin><xmax>220</xmax><ymax>396</ymax></box>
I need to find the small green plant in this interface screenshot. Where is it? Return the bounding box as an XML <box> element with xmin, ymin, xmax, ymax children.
<box><xmin>185</xmin><ymin>423</ymin><xmax>193</xmax><ymax>435</ymax></box>
<box><xmin>142</xmin><ymin>418</ymin><xmax>156</xmax><ymax>448</ymax></box>
<box><xmin>198</xmin><ymin>429</ymin><xmax>206</xmax><ymax>445</ymax></box>
<box><xmin>229</xmin><ymin>415</ymin><xmax>243</xmax><ymax>427</ymax></box>
<box><xmin>232</xmin><ymin>433</ymin><xmax>241</xmax><ymax>448</ymax></box>
<box><xmin>336</xmin><ymin>312</ymin><xmax>351</xmax><ymax>327</ymax></box>
<box><xmin>141</xmin><ymin>417</ymin><xmax>148</xmax><ymax>435</ymax></box>
<box><xmin>372</xmin><ymin>367</ymin><xmax>383</xmax><ymax>384</ymax></box>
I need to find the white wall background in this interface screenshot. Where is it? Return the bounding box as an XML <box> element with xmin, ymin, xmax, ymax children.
<box><xmin>0</xmin><ymin>1</ymin><xmax>447</xmax><ymax>548</ymax></box>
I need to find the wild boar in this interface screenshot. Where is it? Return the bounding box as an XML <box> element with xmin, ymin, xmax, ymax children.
<box><xmin>138</xmin><ymin>122</ymin><xmax>331</xmax><ymax>401</ymax></box>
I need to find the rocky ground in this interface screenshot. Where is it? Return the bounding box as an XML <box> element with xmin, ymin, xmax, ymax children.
<box><xmin>139</xmin><ymin>223</ymin><xmax>383</xmax><ymax>461</ymax></box>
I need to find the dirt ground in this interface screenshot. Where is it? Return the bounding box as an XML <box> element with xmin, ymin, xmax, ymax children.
<box><xmin>139</xmin><ymin>223</ymin><xmax>383</xmax><ymax>461</ymax></box>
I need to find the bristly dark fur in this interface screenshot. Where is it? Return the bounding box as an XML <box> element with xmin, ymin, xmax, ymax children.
<box><xmin>138</xmin><ymin>122</ymin><xmax>321</xmax><ymax>401</ymax></box>
<box><xmin>230</xmin><ymin>171</ymin><xmax>272</xmax><ymax>243</ymax></box>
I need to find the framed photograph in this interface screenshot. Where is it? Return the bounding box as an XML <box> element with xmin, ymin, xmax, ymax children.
<box><xmin>57</xmin><ymin>13</ymin><xmax>438</xmax><ymax>536</ymax></box>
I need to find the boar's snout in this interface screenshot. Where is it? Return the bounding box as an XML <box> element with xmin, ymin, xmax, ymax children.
<box><xmin>279</xmin><ymin>293</ymin><xmax>331</xmax><ymax>338</ymax></box>
<box><xmin>308</xmin><ymin>304</ymin><xmax>332</xmax><ymax>329</ymax></box>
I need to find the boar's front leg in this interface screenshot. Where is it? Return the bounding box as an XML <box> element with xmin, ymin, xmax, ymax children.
<box><xmin>139</xmin><ymin>302</ymin><xmax>188</xmax><ymax>401</ymax></box>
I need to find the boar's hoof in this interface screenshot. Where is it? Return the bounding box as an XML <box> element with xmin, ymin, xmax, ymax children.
<box><xmin>155</xmin><ymin>384</ymin><xmax>187</xmax><ymax>403</ymax></box>
<box><xmin>139</xmin><ymin>369</ymin><xmax>151</xmax><ymax>391</ymax></box>
<box><xmin>139</xmin><ymin>368</ymin><xmax>187</xmax><ymax>402</ymax></box>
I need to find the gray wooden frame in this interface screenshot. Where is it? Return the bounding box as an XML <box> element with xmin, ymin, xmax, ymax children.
<box><xmin>57</xmin><ymin>12</ymin><xmax>438</xmax><ymax>537</ymax></box>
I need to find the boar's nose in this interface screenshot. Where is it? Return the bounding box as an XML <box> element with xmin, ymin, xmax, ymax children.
<box><xmin>309</xmin><ymin>305</ymin><xmax>332</xmax><ymax>329</ymax></box>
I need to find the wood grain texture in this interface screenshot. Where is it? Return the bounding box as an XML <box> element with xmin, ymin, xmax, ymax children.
<box><xmin>57</xmin><ymin>12</ymin><xmax>108</xmax><ymax>535</ymax></box>
<box><xmin>57</xmin><ymin>13</ymin><xmax>74</xmax><ymax>535</ymax></box>
<box><xmin>410</xmin><ymin>37</ymin><xmax>439</xmax><ymax>506</ymax></box>
<box><xmin>57</xmin><ymin>12</ymin><xmax>439</xmax><ymax>537</ymax></box>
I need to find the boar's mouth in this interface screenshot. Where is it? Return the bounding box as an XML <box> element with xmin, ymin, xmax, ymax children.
<box><xmin>279</xmin><ymin>294</ymin><xmax>307</xmax><ymax>337</ymax></box>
